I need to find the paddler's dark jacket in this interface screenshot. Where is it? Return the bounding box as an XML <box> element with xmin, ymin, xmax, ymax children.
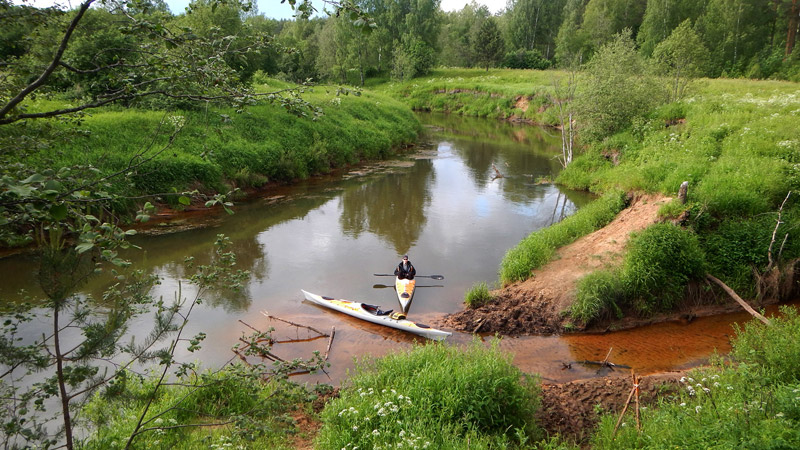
<box><xmin>395</xmin><ymin>261</ymin><xmax>416</xmax><ymax>280</ymax></box>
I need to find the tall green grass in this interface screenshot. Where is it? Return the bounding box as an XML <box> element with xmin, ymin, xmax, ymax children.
<box><xmin>464</xmin><ymin>281</ymin><xmax>494</xmax><ymax>309</ymax></box>
<box><xmin>315</xmin><ymin>340</ymin><xmax>542</xmax><ymax>449</ymax></box>
<box><xmin>14</xmin><ymin>87</ymin><xmax>419</xmax><ymax>206</ymax></box>
<box><xmin>499</xmin><ymin>190</ymin><xmax>627</xmax><ymax>285</ymax></box>
<box><xmin>570</xmin><ymin>223</ymin><xmax>707</xmax><ymax>324</ymax></box>
<box><xmin>81</xmin><ymin>365</ymin><xmax>315</xmax><ymax>449</ymax></box>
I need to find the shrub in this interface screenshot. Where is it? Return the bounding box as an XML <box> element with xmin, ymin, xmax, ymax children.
<box><xmin>503</xmin><ymin>49</ymin><xmax>552</xmax><ymax>70</ymax></box>
<box><xmin>464</xmin><ymin>282</ymin><xmax>494</xmax><ymax>309</ymax></box>
<box><xmin>315</xmin><ymin>340</ymin><xmax>541</xmax><ymax>449</ymax></box>
<box><xmin>621</xmin><ymin>223</ymin><xmax>706</xmax><ymax>314</ymax></box>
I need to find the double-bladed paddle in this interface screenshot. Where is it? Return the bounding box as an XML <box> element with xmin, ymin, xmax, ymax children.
<box><xmin>373</xmin><ymin>284</ymin><xmax>444</xmax><ymax>289</ymax></box>
<box><xmin>373</xmin><ymin>273</ymin><xmax>445</xmax><ymax>280</ymax></box>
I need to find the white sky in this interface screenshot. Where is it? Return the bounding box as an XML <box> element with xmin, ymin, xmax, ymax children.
<box><xmin>15</xmin><ymin>0</ymin><xmax>507</xmax><ymax>20</ymax></box>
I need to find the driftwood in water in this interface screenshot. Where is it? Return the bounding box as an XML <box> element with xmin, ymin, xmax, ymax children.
<box><xmin>234</xmin><ymin>314</ymin><xmax>332</xmax><ymax>378</ymax></box>
<box><xmin>579</xmin><ymin>347</ymin><xmax>632</xmax><ymax>370</ymax></box>
<box><xmin>491</xmin><ymin>163</ymin><xmax>504</xmax><ymax>179</ymax></box>
<box><xmin>706</xmin><ymin>274</ymin><xmax>771</xmax><ymax>325</ymax></box>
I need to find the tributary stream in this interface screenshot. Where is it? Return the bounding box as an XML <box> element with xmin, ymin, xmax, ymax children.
<box><xmin>0</xmin><ymin>113</ymin><xmax>783</xmax><ymax>386</ymax></box>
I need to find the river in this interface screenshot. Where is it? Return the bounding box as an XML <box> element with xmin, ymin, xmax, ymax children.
<box><xmin>0</xmin><ymin>113</ymin><xmax>778</xmax><ymax>386</ymax></box>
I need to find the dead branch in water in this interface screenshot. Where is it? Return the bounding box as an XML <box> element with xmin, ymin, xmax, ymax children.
<box><xmin>491</xmin><ymin>163</ymin><xmax>504</xmax><ymax>179</ymax></box>
<box><xmin>260</xmin><ymin>310</ymin><xmax>329</xmax><ymax>336</ymax></box>
<box><xmin>579</xmin><ymin>347</ymin><xmax>631</xmax><ymax>369</ymax></box>
<box><xmin>324</xmin><ymin>327</ymin><xmax>335</xmax><ymax>361</ymax></box>
<box><xmin>706</xmin><ymin>274</ymin><xmax>771</xmax><ymax>325</ymax></box>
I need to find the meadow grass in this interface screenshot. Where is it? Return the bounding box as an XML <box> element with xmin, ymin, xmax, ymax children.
<box><xmin>315</xmin><ymin>340</ymin><xmax>542</xmax><ymax>450</ymax></box>
<box><xmin>590</xmin><ymin>306</ymin><xmax>800</xmax><ymax>449</ymax></box>
<box><xmin>499</xmin><ymin>190</ymin><xmax>627</xmax><ymax>285</ymax></box>
<box><xmin>12</xmin><ymin>86</ymin><xmax>419</xmax><ymax>209</ymax></box>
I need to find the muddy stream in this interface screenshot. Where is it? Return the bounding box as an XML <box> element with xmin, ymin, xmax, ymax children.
<box><xmin>0</xmin><ymin>113</ymin><xmax>779</xmax><ymax>386</ymax></box>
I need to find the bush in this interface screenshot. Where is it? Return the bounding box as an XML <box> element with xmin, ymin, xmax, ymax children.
<box><xmin>621</xmin><ymin>223</ymin><xmax>706</xmax><ymax>314</ymax></box>
<box><xmin>503</xmin><ymin>49</ymin><xmax>552</xmax><ymax>70</ymax></box>
<box><xmin>315</xmin><ymin>341</ymin><xmax>541</xmax><ymax>449</ymax></box>
<box><xmin>464</xmin><ymin>282</ymin><xmax>494</xmax><ymax>309</ymax></box>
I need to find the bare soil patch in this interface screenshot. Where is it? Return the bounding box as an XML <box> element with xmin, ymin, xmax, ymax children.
<box><xmin>441</xmin><ymin>194</ymin><xmax>672</xmax><ymax>335</ymax></box>
<box><xmin>537</xmin><ymin>372</ymin><xmax>683</xmax><ymax>446</ymax></box>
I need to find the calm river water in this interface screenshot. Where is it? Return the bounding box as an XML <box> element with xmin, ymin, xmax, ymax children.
<box><xmin>0</xmin><ymin>113</ymin><xmax>781</xmax><ymax>385</ymax></box>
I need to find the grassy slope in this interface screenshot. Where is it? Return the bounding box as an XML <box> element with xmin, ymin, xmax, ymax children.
<box><xmin>18</xmin><ymin>85</ymin><xmax>420</xmax><ymax>203</ymax></box>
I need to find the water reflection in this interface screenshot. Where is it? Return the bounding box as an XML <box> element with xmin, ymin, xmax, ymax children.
<box><xmin>339</xmin><ymin>161</ymin><xmax>434</xmax><ymax>255</ymax></box>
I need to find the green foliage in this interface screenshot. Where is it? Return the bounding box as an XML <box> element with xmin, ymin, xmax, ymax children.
<box><xmin>473</xmin><ymin>17</ymin><xmax>505</xmax><ymax>71</ymax></box>
<box><xmin>621</xmin><ymin>223</ymin><xmax>706</xmax><ymax>314</ymax></box>
<box><xmin>576</xmin><ymin>29</ymin><xmax>666</xmax><ymax>143</ymax></box>
<box><xmin>652</xmin><ymin>20</ymin><xmax>710</xmax><ymax>101</ymax></box>
<box><xmin>499</xmin><ymin>190</ymin><xmax>627</xmax><ymax>285</ymax></box>
<box><xmin>503</xmin><ymin>48</ymin><xmax>552</xmax><ymax>70</ymax></box>
<box><xmin>570</xmin><ymin>270</ymin><xmax>624</xmax><ymax>323</ymax></box>
<box><xmin>572</xmin><ymin>223</ymin><xmax>706</xmax><ymax>324</ymax></box>
<box><xmin>732</xmin><ymin>306</ymin><xmax>800</xmax><ymax>384</ymax></box>
<box><xmin>315</xmin><ymin>340</ymin><xmax>542</xmax><ymax>449</ymax></box>
<box><xmin>464</xmin><ymin>282</ymin><xmax>494</xmax><ymax>309</ymax></box>
<box><xmin>82</xmin><ymin>365</ymin><xmax>314</xmax><ymax>450</ymax></box>
<box><xmin>391</xmin><ymin>35</ymin><xmax>435</xmax><ymax>81</ymax></box>
<box><xmin>656</xmin><ymin>198</ymin><xmax>689</xmax><ymax>220</ymax></box>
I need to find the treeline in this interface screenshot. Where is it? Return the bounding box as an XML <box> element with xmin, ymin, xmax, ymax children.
<box><xmin>4</xmin><ymin>0</ymin><xmax>798</xmax><ymax>101</ymax></box>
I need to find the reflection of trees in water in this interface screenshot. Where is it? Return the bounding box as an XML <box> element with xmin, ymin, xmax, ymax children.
<box><xmin>339</xmin><ymin>160</ymin><xmax>434</xmax><ymax>255</ymax></box>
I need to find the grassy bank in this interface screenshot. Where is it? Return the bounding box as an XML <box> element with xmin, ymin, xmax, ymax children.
<box><xmin>12</xmin><ymin>86</ymin><xmax>419</xmax><ymax>210</ymax></box>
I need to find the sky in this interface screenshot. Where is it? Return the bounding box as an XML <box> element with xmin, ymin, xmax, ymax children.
<box><xmin>15</xmin><ymin>0</ymin><xmax>507</xmax><ymax>20</ymax></box>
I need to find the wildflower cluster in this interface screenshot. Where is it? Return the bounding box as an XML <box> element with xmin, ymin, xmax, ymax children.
<box><xmin>325</xmin><ymin>387</ymin><xmax>432</xmax><ymax>449</ymax></box>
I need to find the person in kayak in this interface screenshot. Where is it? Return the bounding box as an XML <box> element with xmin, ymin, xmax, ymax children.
<box><xmin>394</xmin><ymin>255</ymin><xmax>416</xmax><ymax>280</ymax></box>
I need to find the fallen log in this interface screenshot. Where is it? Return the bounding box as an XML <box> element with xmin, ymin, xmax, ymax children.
<box><xmin>706</xmin><ymin>274</ymin><xmax>770</xmax><ymax>325</ymax></box>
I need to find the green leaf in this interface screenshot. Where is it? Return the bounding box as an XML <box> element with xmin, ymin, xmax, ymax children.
<box><xmin>7</xmin><ymin>184</ymin><xmax>34</xmax><ymax>197</ymax></box>
<box><xmin>44</xmin><ymin>180</ymin><xmax>63</xmax><ymax>191</ymax></box>
<box><xmin>178</xmin><ymin>196</ymin><xmax>191</xmax><ymax>206</ymax></box>
<box><xmin>75</xmin><ymin>242</ymin><xmax>94</xmax><ymax>253</ymax></box>
<box><xmin>22</xmin><ymin>174</ymin><xmax>46</xmax><ymax>184</ymax></box>
<box><xmin>49</xmin><ymin>204</ymin><xmax>68</xmax><ymax>221</ymax></box>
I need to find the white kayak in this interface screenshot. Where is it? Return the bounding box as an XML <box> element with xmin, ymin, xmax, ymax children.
<box><xmin>301</xmin><ymin>289</ymin><xmax>451</xmax><ymax>341</ymax></box>
<box><xmin>395</xmin><ymin>277</ymin><xmax>416</xmax><ymax>313</ymax></box>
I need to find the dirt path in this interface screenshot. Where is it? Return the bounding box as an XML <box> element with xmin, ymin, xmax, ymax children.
<box><xmin>441</xmin><ymin>194</ymin><xmax>672</xmax><ymax>335</ymax></box>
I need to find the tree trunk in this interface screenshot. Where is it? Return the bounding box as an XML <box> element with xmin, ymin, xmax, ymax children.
<box><xmin>54</xmin><ymin>305</ymin><xmax>74</xmax><ymax>449</ymax></box>
<box><xmin>787</xmin><ymin>0</ymin><xmax>799</xmax><ymax>57</ymax></box>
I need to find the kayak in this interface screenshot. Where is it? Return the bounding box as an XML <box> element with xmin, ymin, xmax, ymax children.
<box><xmin>301</xmin><ymin>289</ymin><xmax>451</xmax><ymax>341</ymax></box>
<box><xmin>395</xmin><ymin>277</ymin><xmax>416</xmax><ymax>313</ymax></box>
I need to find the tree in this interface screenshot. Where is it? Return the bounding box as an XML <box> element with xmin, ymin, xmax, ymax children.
<box><xmin>576</xmin><ymin>29</ymin><xmax>665</xmax><ymax>142</ymax></box>
<box><xmin>695</xmin><ymin>0</ymin><xmax>775</xmax><ymax>76</ymax></box>
<box><xmin>550</xmin><ymin>66</ymin><xmax>578</xmax><ymax>167</ymax></box>
<box><xmin>652</xmin><ymin>19</ymin><xmax>710</xmax><ymax>101</ymax></box>
<box><xmin>505</xmin><ymin>0</ymin><xmax>565</xmax><ymax>59</ymax></box>
<box><xmin>438</xmin><ymin>2</ymin><xmax>490</xmax><ymax>67</ymax></box>
<box><xmin>636</xmin><ymin>0</ymin><xmax>707</xmax><ymax>57</ymax></box>
<box><xmin>554</xmin><ymin>0</ymin><xmax>590</xmax><ymax>66</ymax></box>
<box><xmin>474</xmin><ymin>16</ymin><xmax>505</xmax><ymax>71</ymax></box>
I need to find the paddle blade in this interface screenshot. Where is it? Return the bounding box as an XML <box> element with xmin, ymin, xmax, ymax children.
<box><xmin>428</xmin><ymin>275</ymin><xmax>445</xmax><ymax>280</ymax></box>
